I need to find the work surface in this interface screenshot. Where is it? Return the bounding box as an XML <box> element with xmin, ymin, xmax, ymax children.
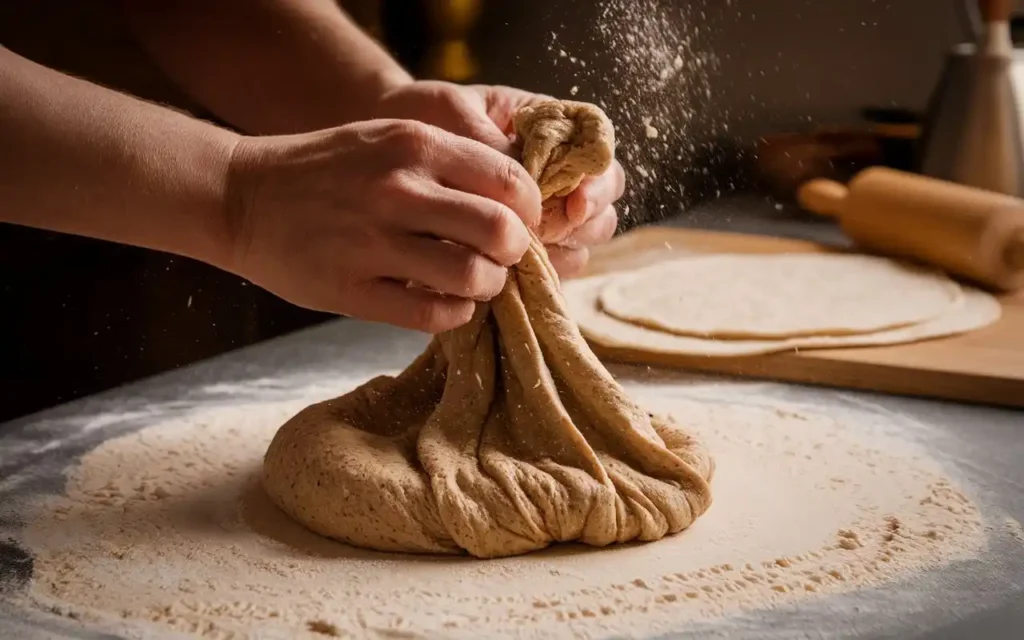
<box><xmin>1</xmin><ymin>314</ymin><xmax>1023</xmax><ymax>639</ymax></box>
<box><xmin>2</xmin><ymin>201</ymin><xmax>1023</xmax><ymax>638</ymax></box>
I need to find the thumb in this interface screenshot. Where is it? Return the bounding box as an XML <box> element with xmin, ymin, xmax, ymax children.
<box><xmin>459</xmin><ymin>111</ymin><xmax>516</xmax><ymax>156</ymax></box>
<box><xmin>436</xmin><ymin>92</ymin><xmax>516</xmax><ymax>155</ymax></box>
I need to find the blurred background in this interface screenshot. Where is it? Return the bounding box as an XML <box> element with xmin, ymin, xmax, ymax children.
<box><xmin>1</xmin><ymin>0</ymin><xmax>1021</xmax><ymax>422</ymax></box>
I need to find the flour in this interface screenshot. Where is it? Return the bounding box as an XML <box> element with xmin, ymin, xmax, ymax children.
<box><xmin>16</xmin><ymin>380</ymin><xmax>985</xmax><ymax>639</ymax></box>
<box><xmin>547</xmin><ymin>0</ymin><xmax>724</xmax><ymax>226</ymax></box>
<box><xmin>1006</xmin><ymin>518</ymin><xmax>1024</xmax><ymax>544</ymax></box>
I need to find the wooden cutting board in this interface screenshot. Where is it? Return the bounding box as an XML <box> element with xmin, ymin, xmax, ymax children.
<box><xmin>580</xmin><ymin>226</ymin><xmax>1024</xmax><ymax>408</ymax></box>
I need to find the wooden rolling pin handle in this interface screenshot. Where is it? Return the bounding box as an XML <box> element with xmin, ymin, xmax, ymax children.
<box><xmin>979</xmin><ymin>0</ymin><xmax>1013</xmax><ymax>22</ymax></box>
<box><xmin>795</xmin><ymin>167</ymin><xmax>1024</xmax><ymax>291</ymax></box>
<box><xmin>796</xmin><ymin>179</ymin><xmax>849</xmax><ymax>218</ymax></box>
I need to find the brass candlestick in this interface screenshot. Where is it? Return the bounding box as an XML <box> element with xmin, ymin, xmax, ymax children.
<box><xmin>422</xmin><ymin>0</ymin><xmax>483</xmax><ymax>81</ymax></box>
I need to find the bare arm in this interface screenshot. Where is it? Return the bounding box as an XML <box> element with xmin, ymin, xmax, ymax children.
<box><xmin>120</xmin><ymin>0</ymin><xmax>413</xmax><ymax>135</ymax></box>
<box><xmin>0</xmin><ymin>47</ymin><xmax>238</xmax><ymax>267</ymax></box>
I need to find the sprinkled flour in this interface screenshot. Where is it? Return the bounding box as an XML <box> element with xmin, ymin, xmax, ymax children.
<box><xmin>547</xmin><ymin>0</ymin><xmax>732</xmax><ymax>225</ymax></box>
<box><xmin>16</xmin><ymin>381</ymin><xmax>985</xmax><ymax>639</ymax></box>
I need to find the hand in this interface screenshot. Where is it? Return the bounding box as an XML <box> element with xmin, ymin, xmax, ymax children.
<box><xmin>375</xmin><ymin>81</ymin><xmax>626</xmax><ymax>278</ymax></box>
<box><xmin>223</xmin><ymin>119</ymin><xmax>541</xmax><ymax>333</ymax></box>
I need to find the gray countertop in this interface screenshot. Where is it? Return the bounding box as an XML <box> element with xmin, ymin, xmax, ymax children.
<box><xmin>1</xmin><ymin>199</ymin><xmax>1022</xmax><ymax>639</ymax></box>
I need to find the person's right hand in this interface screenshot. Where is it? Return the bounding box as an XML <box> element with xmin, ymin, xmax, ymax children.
<box><xmin>222</xmin><ymin>119</ymin><xmax>542</xmax><ymax>333</ymax></box>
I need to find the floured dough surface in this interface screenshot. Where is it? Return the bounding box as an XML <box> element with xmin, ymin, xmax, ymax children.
<box><xmin>263</xmin><ymin>100</ymin><xmax>715</xmax><ymax>559</ymax></box>
<box><xmin>598</xmin><ymin>254</ymin><xmax>964</xmax><ymax>339</ymax></box>
<box><xmin>567</xmin><ymin>273</ymin><xmax>1002</xmax><ymax>357</ymax></box>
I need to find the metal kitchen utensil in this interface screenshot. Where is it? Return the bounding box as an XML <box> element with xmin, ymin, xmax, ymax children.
<box><xmin>917</xmin><ymin>0</ymin><xmax>1024</xmax><ymax>196</ymax></box>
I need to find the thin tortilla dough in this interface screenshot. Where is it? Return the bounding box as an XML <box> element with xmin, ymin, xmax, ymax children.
<box><xmin>566</xmin><ymin>272</ymin><xmax>1001</xmax><ymax>357</ymax></box>
<box><xmin>598</xmin><ymin>254</ymin><xmax>964</xmax><ymax>339</ymax></box>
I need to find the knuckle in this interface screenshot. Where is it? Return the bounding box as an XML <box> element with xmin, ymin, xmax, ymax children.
<box><xmin>496</xmin><ymin>158</ymin><xmax>524</xmax><ymax>201</ymax></box>
<box><xmin>495</xmin><ymin>159</ymin><xmax>541</xmax><ymax>228</ymax></box>
<box><xmin>432</xmin><ymin>84</ymin><xmax>479</xmax><ymax>121</ymax></box>
<box><xmin>454</xmin><ymin>254</ymin><xmax>504</xmax><ymax>298</ymax></box>
<box><xmin>371</xmin><ymin>169</ymin><xmax>424</xmax><ymax>224</ymax></box>
<box><xmin>479</xmin><ymin>203</ymin><xmax>513</xmax><ymax>240</ymax></box>
<box><xmin>377</xmin><ymin>167</ymin><xmax>418</xmax><ymax>198</ymax></box>
<box><xmin>411</xmin><ymin>299</ymin><xmax>470</xmax><ymax>334</ymax></box>
<box><xmin>479</xmin><ymin>205</ymin><xmax>526</xmax><ymax>265</ymax></box>
<box><xmin>436</xmin><ymin>84</ymin><xmax>468</xmax><ymax>109</ymax></box>
<box><xmin>386</xmin><ymin>120</ymin><xmax>436</xmax><ymax>161</ymax></box>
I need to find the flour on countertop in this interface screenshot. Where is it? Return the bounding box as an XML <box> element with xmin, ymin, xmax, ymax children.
<box><xmin>1006</xmin><ymin>517</ymin><xmax>1024</xmax><ymax>544</ymax></box>
<box><xmin>15</xmin><ymin>380</ymin><xmax>986</xmax><ymax>640</ymax></box>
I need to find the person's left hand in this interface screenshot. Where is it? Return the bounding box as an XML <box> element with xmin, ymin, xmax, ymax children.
<box><xmin>374</xmin><ymin>81</ymin><xmax>625</xmax><ymax>278</ymax></box>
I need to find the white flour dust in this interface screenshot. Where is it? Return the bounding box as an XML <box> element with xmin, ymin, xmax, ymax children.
<box><xmin>547</xmin><ymin>0</ymin><xmax>727</xmax><ymax>223</ymax></box>
<box><xmin>18</xmin><ymin>382</ymin><xmax>985</xmax><ymax>640</ymax></box>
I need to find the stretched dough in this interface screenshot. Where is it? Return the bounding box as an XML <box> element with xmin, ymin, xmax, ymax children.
<box><xmin>566</xmin><ymin>271</ymin><xmax>1001</xmax><ymax>357</ymax></box>
<box><xmin>598</xmin><ymin>254</ymin><xmax>964</xmax><ymax>339</ymax></box>
<box><xmin>262</xmin><ymin>101</ymin><xmax>714</xmax><ymax>559</ymax></box>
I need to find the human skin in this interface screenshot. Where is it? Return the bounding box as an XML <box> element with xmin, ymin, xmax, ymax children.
<box><xmin>119</xmin><ymin>0</ymin><xmax>625</xmax><ymax>275</ymax></box>
<box><xmin>0</xmin><ymin>1</ymin><xmax>624</xmax><ymax>332</ymax></box>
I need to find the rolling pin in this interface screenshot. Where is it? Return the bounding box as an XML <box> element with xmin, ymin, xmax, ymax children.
<box><xmin>797</xmin><ymin>167</ymin><xmax>1024</xmax><ymax>291</ymax></box>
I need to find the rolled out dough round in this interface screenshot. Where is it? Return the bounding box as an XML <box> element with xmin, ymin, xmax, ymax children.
<box><xmin>597</xmin><ymin>254</ymin><xmax>964</xmax><ymax>339</ymax></box>
<box><xmin>565</xmin><ymin>273</ymin><xmax>1001</xmax><ymax>358</ymax></box>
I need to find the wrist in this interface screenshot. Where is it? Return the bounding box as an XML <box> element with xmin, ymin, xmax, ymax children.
<box><xmin>217</xmin><ymin>133</ymin><xmax>268</xmax><ymax>276</ymax></box>
<box><xmin>167</xmin><ymin>125</ymin><xmax>247</xmax><ymax>275</ymax></box>
<box><xmin>131</xmin><ymin>123</ymin><xmax>245</xmax><ymax>272</ymax></box>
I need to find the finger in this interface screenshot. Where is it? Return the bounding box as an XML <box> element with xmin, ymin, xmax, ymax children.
<box><xmin>395</xmin><ymin>181</ymin><xmax>532</xmax><ymax>267</ymax></box>
<box><xmin>469</xmin><ymin>85</ymin><xmax>556</xmax><ymax>136</ymax></box>
<box><xmin>558</xmin><ymin>204</ymin><xmax>618</xmax><ymax>249</ymax></box>
<box><xmin>440</xmin><ymin>103</ymin><xmax>513</xmax><ymax>153</ymax></box>
<box><xmin>432</xmin><ymin>134</ymin><xmax>543</xmax><ymax>230</ymax></box>
<box><xmin>564</xmin><ymin>160</ymin><xmax>627</xmax><ymax>226</ymax></box>
<box><xmin>357</xmin><ymin>279</ymin><xmax>477</xmax><ymax>334</ymax></box>
<box><xmin>546</xmin><ymin>246</ymin><xmax>590</xmax><ymax>280</ymax></box>
<box><xmin>386</xmin><ymin>234</ymin><xmax>508</xmax><ymax>301</ymax></box>
<box><xmin>536</xmin><ymin>197</ymin><xmax>573</xmax><ymax>245</ymax></box>
<box><xmin>427</xmin><ymin>85</ymin><xmax>515</xmax><ymax>152</ymax></box>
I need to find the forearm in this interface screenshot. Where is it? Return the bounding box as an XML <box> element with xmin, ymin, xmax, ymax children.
<box><xmin>0</xmin><ymin>47</ymin><xmax>238</xmax><ymax>266</ymax></box>
<box><xmin>121</xmin><ymin>0</ymin><xmax>412</xmax><ymax>135</ymax></box>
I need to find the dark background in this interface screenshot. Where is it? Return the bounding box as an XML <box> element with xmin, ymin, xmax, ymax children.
<box><xmin>0</xmin><ymin>0</ymin><xmax>1017</xmax><ymax>422</ymax></box>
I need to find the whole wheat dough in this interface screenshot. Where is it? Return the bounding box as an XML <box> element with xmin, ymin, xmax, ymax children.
<box><xmin>262</xmin><ymin>101</ymin><xmax>714</xmax><ymax>559</ymax></box>
<box><xmin>566</xmin><ymin>271</ymin><xmax>1001</xmax><ymax>357</ymax></box>
<box><xmin>598</xmin><ymin>254</ymin><xmax>964</xmax><ymax>339</ymax></box>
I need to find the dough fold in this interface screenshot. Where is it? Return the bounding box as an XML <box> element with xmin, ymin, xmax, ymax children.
<box><xmin>263</xmin><ymin>101</ymin><xmax>714</xmax><ymax>558</ymax></box>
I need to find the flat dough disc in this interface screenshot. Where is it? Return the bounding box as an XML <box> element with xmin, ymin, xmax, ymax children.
<box><xmin>566</xmin><ymin>273</ymin><xmax>1001</xmax><ymax>357</ymax></box>
<box><xmin>598</xmin><ymin>254</ymin><xmax>964</xmax><ymax>339</ymax></box>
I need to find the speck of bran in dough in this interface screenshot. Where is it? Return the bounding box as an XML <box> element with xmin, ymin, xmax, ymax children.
<box><xmin>15</xmin><ymin>383</ymin><xmax>985</xmax><ymax>640</ymax></box>
<box><xmin>307</xmin><ymin>619</ymin><xmax>341</xmax><ymax>636</ymax></box>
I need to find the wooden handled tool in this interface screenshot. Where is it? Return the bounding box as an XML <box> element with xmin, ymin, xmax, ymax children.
<box><xmin>798</xmin><ymin>167</ymin><xmax>1024</xmax><ymax>291</ymax></box>
<box><xmin>979</xmin><ymin>0</ymin><xmax>1014</xmax><ymax>23</ymax></box>
<box><xmin>979</xmin><ymin>0</ymin><xmax>1015</xmax><ymax>55</ymax></box>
